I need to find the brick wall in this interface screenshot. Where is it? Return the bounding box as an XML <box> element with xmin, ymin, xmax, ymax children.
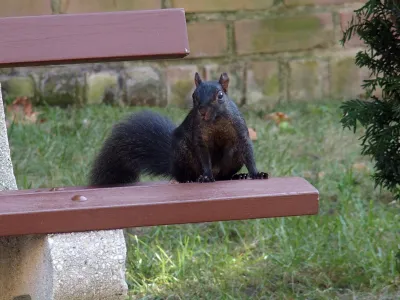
<box><xmin>0</xmin><ymin>0</ymin><xmax>369</xmax><ymax>108</ymax></box>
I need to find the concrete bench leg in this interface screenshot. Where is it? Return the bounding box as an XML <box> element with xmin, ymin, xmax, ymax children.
<box><xmin>0</xmin><ymin>231</ymin><xmax>128</xmax><ymax>300</ymax></box>
<box><xmin>0</xmin><ymin>84</ymin><xmax>128</xmax><ymax>299</ymax></box>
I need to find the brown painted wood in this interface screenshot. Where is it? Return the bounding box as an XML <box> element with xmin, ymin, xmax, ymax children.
<box><xmin>0</xmin><ymin>181</ymin><xmax>171</xmax><ymax>196</ymax></box>
<box><xmin>0</xmin><ymin>9</ymin><xmax>189</xmax><ymax>67</ymax></box>
<box><xmin>0</xmin><ymin>177</ymin><xmax>319</xmax><ymax>237</ymax></box>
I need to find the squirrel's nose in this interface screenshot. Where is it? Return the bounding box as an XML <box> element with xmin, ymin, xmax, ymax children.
<box><xmin>199</xmin><ymin>107</ymin><xmax>207</xmax><ymax>116</ymax></box>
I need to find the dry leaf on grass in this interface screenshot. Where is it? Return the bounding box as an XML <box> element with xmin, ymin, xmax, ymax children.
<box><xmin>8</xmin><ymin>96</ymin><xmax>32</xmax><ymax>115</ymax></box>
<box><xmin>303</xmin><ymin>171</ymin><xmax>325</xmax><ymax>180</ymax></box>
<box><xmin>248</xmin><ymin>127</ymin><xmax>257</xmax><ymax>140</ymax></box>
<box><xmin>6</xmin><ymin>96</ymin><xmax>41</xmax><ymax>124</ymax></box>
<box><xmin>265</xmin><ymin>112</ymin><xmax>290</xmax><ymax>125</ymax></box>
<box><xmin>352</xmin><ymin>162</ymin><xmax>368</xmax><ymax>172</ymax></box>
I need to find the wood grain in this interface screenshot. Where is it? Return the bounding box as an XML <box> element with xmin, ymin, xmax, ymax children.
<box><xmin>0</xmin><ymin>9</ymin><xmax>189</xmax><ymax>67</ymax></box>
<box><xmin>0</xmin><ymin>177</ymin><xmax>319</xmax><ymax>236</ymax></box>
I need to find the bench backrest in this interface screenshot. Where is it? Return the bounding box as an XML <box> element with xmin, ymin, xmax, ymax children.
<box><xmin>0</xmin><ymin>8</ymin><xmax>189</xmax><ymax>67</ymax></box>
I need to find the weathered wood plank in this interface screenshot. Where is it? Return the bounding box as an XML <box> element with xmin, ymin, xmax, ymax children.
<box><xmin>0</xmin><ymin>9</ymin><xmax>189</xmax><ymax>67</ymax></box>
<box><xmin>0</xmin><ymin>177</ymin><xmax>319</xmax><ymax>237</ymax></box>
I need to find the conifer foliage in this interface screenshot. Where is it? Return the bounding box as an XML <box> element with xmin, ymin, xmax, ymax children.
<box><xmin>340</xmin><ymin>0</ymin><xmax>400</xmax><ymax>199</ymax></box>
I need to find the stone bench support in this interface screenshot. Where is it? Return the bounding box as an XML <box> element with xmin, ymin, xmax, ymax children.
<box><xmin>0</xmin><ymin>84</ymin><xmax>128</xmax><ymax>300</ymax></box>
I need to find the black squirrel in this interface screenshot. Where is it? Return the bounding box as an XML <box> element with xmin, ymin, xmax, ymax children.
<box><xmin>89</xmin><ymin>72</ymin><xmax>268</xmax><ymax>186</ymax></box>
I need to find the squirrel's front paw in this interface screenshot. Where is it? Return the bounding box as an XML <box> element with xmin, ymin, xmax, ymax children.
<box><xmin>231</xmin><ymin>173</ymin><xmax>248</xmax><ymax>180</ymax></box>
<box><xmin>197</xmin><ymin>175</ymin><xmax>215</xmax><ymax>183</ymax></box>
<box><xmin>250</xmin><ymin>172</ymin><xmax>269</xmax><ymax>179</ymax></box>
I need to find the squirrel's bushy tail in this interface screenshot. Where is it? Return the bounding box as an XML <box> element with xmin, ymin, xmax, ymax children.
<box><xmin>89</xmin><ymin>110</ymin><xmax>176</xmax><ymax>186</ymax></box>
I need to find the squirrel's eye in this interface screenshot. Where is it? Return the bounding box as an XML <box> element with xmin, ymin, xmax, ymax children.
<box><xmin>217</xmin><ymin>91</ymin><xmax>224</xmax><ymax>100</ymax></box>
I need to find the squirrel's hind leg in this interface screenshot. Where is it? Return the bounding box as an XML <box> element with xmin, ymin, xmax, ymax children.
<box><xmin>215</xmin><ymin>163</ymin><xmax>244</xmax><ymax>181</ymax></box>
<box><xmin>171</xmin><ymin>163</ymin><xmax>201</xmax><ymax>183</ymax></box>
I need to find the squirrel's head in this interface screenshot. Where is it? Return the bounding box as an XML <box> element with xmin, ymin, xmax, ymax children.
<box><xmin>192</xmin><ymin>72</ymin><xmax>230</xmax><ymax>122</ymax></box>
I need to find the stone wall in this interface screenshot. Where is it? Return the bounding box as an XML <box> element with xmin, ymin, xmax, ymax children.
<box><xmin>0</xmin><ymin>0</ymin><xmax>368</xmax><ymax>108</ymax></box>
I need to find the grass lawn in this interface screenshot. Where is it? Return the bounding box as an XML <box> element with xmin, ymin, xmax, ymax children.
<box><xmin>6</xmin><ymin>100</ymin><xmax>400</xmax><ymax>299</ymax></box>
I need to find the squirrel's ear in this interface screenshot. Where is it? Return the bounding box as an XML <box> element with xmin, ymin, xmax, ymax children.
<box><xmin>219</xmin><ymin>73</ymin><xmax>229</xmax><ymax>93</ymax></box>
<box><xmin>194</xmin><ymin>72</ymin><xmax>202</xmax><ymax>87</ymax></box>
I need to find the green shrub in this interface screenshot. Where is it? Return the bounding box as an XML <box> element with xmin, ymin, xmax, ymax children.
<box><xmin>341</xmin><ymin>0</ymin><xmax>400</xmax><ymax>200</ymax></box>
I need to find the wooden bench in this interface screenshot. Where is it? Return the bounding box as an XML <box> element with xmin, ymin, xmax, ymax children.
<box><xmin>0</xmin><ymin>178</ymin><xmax>318</xmax><ymax>237</ymax></box>
<box><xmin>0</xmin><ymin>8</ymin><xmax>319</xmax><ymax>300</ymax></box>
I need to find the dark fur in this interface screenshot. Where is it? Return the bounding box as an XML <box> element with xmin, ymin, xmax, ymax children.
<box><xmin>89</xmin><ymin>72</ymin><xmax>268</xmax><ymax>186</ymax></box>
<box><xmin>89</xmin><ymin>110</ymin><xmax>175</xmax><ymax>186</ymax></box>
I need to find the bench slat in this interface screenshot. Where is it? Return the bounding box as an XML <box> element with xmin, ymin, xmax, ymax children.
<box><xmin>0</xmin><ymin>9</ymin><xmax>189</xmax><ymax>67</ymax></box>
<box><xmin>0</xmin><ymin>177</ymin><xmax>318</xmax><ymax>237</ymax></box>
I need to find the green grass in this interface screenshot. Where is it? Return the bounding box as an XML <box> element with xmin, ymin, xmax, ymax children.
<box><xmin>6</xmin><ymin>100</ymin><xmax>400</xmax><ymax>299</ymax></box>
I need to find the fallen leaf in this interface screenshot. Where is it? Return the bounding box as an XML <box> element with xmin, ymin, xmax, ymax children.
<box><xmin>303</xmin><ymin>170</ymin><xmax>325</xmax><ymax>179</ymax></box>
<box><xmin>6</xmin><ymin>96</ymin><xmax>41</xmax><ymax>124</ymax></box>
<box><xmin>248</xmin><ymin>127</ymin><xmax>257</xmax><ymax>140</ymax></box>
<box><xmin>352</xmin><ymin>162</ymin><xmax>368</xmax><ymax>172</ymax></box>
<box><xmin>265</xmin><ymin>112</ymin><xmax>290</xmax><ymax>125</ymax></box>
<box><xmin>11</xmin><ymin>96</ymin><xmax>33</xmax><ymax>115</ymax></box>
